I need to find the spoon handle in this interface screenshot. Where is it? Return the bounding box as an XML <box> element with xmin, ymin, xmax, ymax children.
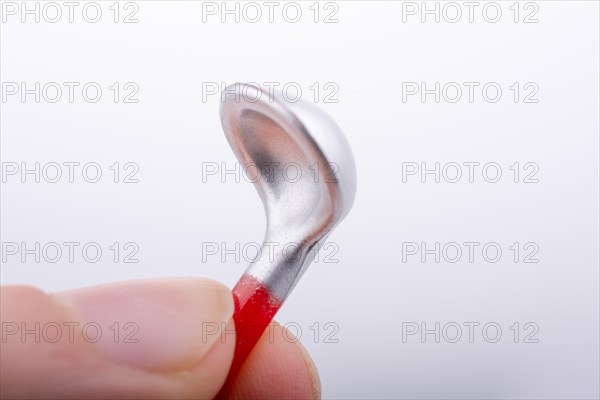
<box><xmin>222</xmin><ymin>274</ymin><xmax>283</xmax><ymax>386</ymax></box>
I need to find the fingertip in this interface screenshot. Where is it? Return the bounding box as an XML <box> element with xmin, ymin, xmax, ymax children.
<box><xmin>1</xmin><ymin>279</ymin><xmax>237</xmax><ymax>399</ymax></box>
<box><xmin>221</xmin><ymin>322</ymin><xmax>321</xmax><ymax>400</ymax></box>
<box><xmin>295</xmin><ymin>335</ymin><xmax>322</xmax><ymax>400</ymax></box>
<box><xmin>53</xmin><ymin>277</ymin><xmax>234</xmax><ymax>372</ymax></box>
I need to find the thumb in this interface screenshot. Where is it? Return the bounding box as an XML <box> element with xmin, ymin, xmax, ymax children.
<box><xmin>0</xmin><ymin>278</ymin><xmax>235</xmax><ymax>399</ymax></box>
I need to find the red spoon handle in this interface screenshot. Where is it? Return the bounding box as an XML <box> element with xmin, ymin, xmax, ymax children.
<box><xmin>228</xmin><ymin>274</ymin><xmax>282</xmax><ymax>377</ymax></box>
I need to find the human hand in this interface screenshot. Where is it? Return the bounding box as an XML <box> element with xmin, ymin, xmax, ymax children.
<box><xmin>0</xmin><ymin>278</ymin><xmax>320</xmax><ymax>399</ymax></box>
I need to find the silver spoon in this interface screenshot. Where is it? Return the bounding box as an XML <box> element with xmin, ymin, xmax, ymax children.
<box><xmin>219</xmin><ymin>82</ymin><xmax>357</xmax><ymax>374</ymax></box>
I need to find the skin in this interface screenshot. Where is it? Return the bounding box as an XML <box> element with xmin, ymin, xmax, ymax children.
<box><xmin>0</xmin><ymin>278</ymin><xmax>321</xmax><ymax>399</ymax></box>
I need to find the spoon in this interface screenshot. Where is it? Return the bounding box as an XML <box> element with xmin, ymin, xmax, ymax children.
<box><xmin>219</xmin><ymin>82</ymin><xmax>357</xmax><ymax>376</ymax></box>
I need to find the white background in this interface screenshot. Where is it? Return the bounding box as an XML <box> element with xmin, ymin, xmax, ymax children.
<box><xmin>1</xmin><ymin>1</ymin><xmax>599</xmax><ymax>398</ymax></box>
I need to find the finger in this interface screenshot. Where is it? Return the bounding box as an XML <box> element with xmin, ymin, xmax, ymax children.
<box><xmin>219</xmin><ymin>322</ymin><xmax>321</xmax><ymax>399</ymax></box>
<box><xmin>0</xmin><ymin>278</ymin><xmax>235</xmax><ymax>399</ymax></box>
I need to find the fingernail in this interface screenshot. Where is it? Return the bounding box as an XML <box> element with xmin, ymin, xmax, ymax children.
<box><xmin>54</xmin><ymin>278</ymin><xmax>234</xmax><ymax>372</ymax></box>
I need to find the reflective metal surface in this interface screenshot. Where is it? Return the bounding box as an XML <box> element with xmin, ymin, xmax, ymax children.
<box><xmin>220</xmin><ymin>83</ymin><xmax>357</xmax><ymax>301</ymax></box>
